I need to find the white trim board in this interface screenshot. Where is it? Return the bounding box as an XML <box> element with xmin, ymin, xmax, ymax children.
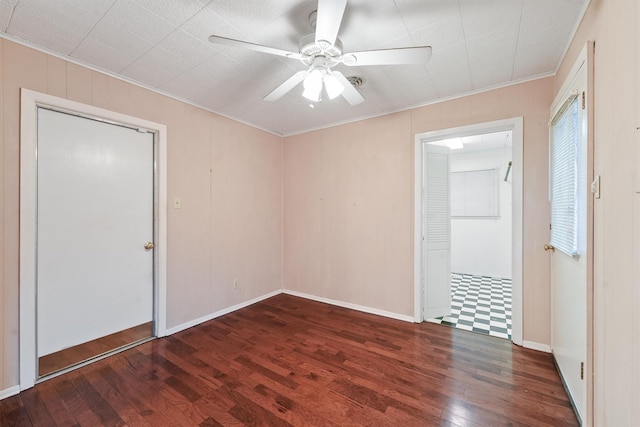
<box><xmin>0</xmin><ymin>33</ymin><xmax>281</xmax><ymax>138</ymax></box>
<box><xmin>164</xmin><ymin>290</ymin><xmax>282</xmax><ymax>336</ymax></box>
<box><xmin>282</xmin><ymin>290</ymin><xmax>415</xmax><ymax>323</ymax></box>
<box><xmin>19</xmin><ymin>89</ymin><xmax>168</xmax><ymax>391</ymax></box>
<box><xmin>165</xmin><ymin>288</ymin><xmax>415</xmax><ymax>340</ymax></box>
<box><xmin>0</xmin><ymin>386</ymin><xmax>20</xmax><ymax>400</ymax></box>
<box><xmin>524</xmin><ymin>341</ymin><xmax>552</xmax><ymax>353</ymax></box>
<box><xmin>0</xmin><ymin>33</ymin><xmax>554</xmax><ymax>138</ymax></box>
<box><xmin>414</xmin><ymin>117</ymin><xmax>524</xmax><ymax>347</ymax></box>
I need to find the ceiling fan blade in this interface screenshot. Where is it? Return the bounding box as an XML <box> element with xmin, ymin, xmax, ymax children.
<box><xmin>331</xmin><ymin>71</ymin><xmax>364</xmax><ymax>106</ymax></box>
<box><xmin>208</xmin><ymin>35</ymin><xmax>302</xmax><ymax>60</ymax></box>
<box><xmin>343</xmin><ymin>46</ymin><xmax>432</xmax><ymax>66</ymax></box>
<box><xmin>264</xmin><ymin>71</ymin><xmax>309</xmax><ymax>102</ymax></box>
<box><xmin>315</xmin><ymin>0</ymin><xmax>347</xmax><ymax>46</ymax></box>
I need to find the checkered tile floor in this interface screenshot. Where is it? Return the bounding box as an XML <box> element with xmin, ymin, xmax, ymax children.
<box><xmin>429</xmin><ymin>273</ymin><xmax>512</xmax><ymax>339</ymax></box>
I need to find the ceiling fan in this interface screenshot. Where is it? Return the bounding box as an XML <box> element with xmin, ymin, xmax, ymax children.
<box><xmin>208</xmin><ymin>0</ymin><xmax>432</xmax><ymax>105</ymax></box>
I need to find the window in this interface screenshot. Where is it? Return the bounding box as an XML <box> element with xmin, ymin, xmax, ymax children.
<box><xmin>550</xmin><ymin>92</ymin><xmax>580</xmax><ymax>257</ymax></box>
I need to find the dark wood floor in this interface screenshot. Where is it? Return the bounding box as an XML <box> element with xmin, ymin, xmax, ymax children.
<box><xmin>1</xmin><ymin>294</ymin><xmax>578</xmax><ymax>426</ymax></box>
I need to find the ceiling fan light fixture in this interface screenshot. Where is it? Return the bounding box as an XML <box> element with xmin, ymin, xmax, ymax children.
<box><xmin>302</xmin><ymin>69</ymin><xmax>324</xmax><ymax>101</ymax></box>
<box><xmin>210</xmin><ymin>0</ymin><xmax>432</xmax><ymax>105</ymax></box>
<box><xmin>302</xmin><ymin>86</ymin><xmax>321</xmax><ymax>102</ymax></box>
<box><xmin>323</xmin><ymin>73</ymin><xmax>344</xmax><ymax>99</ymax></box>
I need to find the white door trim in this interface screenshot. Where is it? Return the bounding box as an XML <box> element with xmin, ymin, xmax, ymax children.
<box><xmin>19</xmin><ymin>89</ymin><xmax>168</xmax><ymax>390</ymax></box>
<box><xmin>414</xmin><ymin>117</ymin><xmax>524</xmax><ymax>346</ymax></box>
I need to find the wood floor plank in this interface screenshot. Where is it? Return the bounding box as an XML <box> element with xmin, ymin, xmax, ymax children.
<box><xmin>69</xmin><ymin>373</ymin><xmax>124</xmax><ymax>426</ymax></box>
<box><xmin>1</xmin><ymin>294</ymin><xmax>579</xmax><ymax>426</ymax></box>
<box><xmin>96</xmin><ymin>364</ymin><xmax>174</xmax><ymax>426</ymax></box>
<box><xmin>18</xmin><ymin>389</ymin><xmax>57</xmax><ymax>426</ymax></box>
<box><xmin>52</xmin><ymin>376</ymin><xmax>104</xmax><ymax>426</ymax></box>
<box><xmin>82</xmin><ymin>365</ymin><xmax>151</xmax><ymax>427</ymax></box>
<box><xmin>36</xmin><ymin>379</ymin><xmax>80</xmax><ymax>427</ymax></box>
<box><xmin>116</xmin><ymin>350</ymin><xmax>208</xmax><ymax>426</ymax></box>
<box><xmin>0</xmin><ymin>395</ymin><xmax>33</xmax><ymax>427</ymax></box>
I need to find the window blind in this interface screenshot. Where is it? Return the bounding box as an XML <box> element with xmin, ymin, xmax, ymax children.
<box><xmin>550</xmin><ymin>93</ymin><xmax>579</xmax><ymax>257</ymax></box>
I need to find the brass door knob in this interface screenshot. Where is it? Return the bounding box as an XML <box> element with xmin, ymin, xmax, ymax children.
<box><xmin>144</xmin><ymin>242</ymin><xmax>155</xmax><ymax>250</ymax></box>
<box><xmin>544</xmin><ymin>244</ymin><xmax>555</xmax><ymax>252</ymax></box>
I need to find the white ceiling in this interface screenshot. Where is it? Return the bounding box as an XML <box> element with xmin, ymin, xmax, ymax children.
<box><xmin>0</xmin><ymin>0</ymin><xmax>587</xmax><ymax>136</ymax></box>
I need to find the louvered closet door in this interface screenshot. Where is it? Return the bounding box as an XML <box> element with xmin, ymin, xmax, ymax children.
<box><xmin>423</xmin><ymin>144</ymin><xmax>451</xmax><ymax>319</ymax></box>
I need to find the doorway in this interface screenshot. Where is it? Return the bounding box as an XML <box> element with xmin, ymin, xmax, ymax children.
<box><xmin>19</xmin><ymin>89</ymin><xmax>168</xmax><ymax>389</ymax></box>
<box><xmin>427</xmin><ymin>131</ymin><xmax>513</xmax><ymax>339</ymax></box>
<box><xmin>414</xmin><ymin>117</ymin><xmax>523</xmax><ymax>346</ymax></box>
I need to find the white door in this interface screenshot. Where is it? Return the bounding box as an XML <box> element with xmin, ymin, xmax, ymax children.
<box><xmin>423</xmin><ymin>144</ymin><xmax>451</xmax><ymax>319</ymax></box>
<box><xmin>36</xmin><ymin>107</ymin><xmax>154</xmax><ymax>374</ymax></box>
<box><xmin>548</xmin><ymin>55</ymin><xmax>589</xmax><ymax>420</ymax></box>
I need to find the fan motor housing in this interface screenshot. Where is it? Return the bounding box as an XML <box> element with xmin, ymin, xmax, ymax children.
<box><xmin>299</xmin><ymin>33</ymin><xmax>343</xmax><ymax>64</ymax></box>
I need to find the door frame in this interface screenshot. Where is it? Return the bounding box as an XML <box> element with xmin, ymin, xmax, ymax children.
<box><xmin>414</xmin><ymin>117</ymin><xmax>523</xmax><ymax>346</ymax></box>
<box><xmin>19</xmin><ymin>89</ymin><xmax>168</xmax><ymax>390</ymax></box>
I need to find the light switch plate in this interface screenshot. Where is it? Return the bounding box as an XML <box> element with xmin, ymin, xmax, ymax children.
<box><xmin>173</xmin><ymin>197</ymin><xmax>182</xmax><ymax>209</ymax></box>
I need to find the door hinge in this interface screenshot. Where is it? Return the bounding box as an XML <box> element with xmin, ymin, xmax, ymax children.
<box><xmin>582</xmin><ymin>91</ymin><xmax>586</xmax><ymax>109</ymax></box>
<box><xmin>580</xmin><ymin>362</ymin><xmax>584</xmax><ymax>380</ymax></box>
<box><xmin>591</xmin><ymin>175</ymin><xmax>601</xmax><ymax>199</ymax></box>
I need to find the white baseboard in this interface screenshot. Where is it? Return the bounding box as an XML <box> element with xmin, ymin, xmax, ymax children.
<box><xmin>159</xmin><ymin>288</ymin><xmax>415</xmax><ymax>338</ymax></box>
<box><xmin>164</xmin><ymin>289</ymin><xmax>282</xmax><ymax>336</ymax></box>
<box><xmin>0</xmin><ymin>385</ymin><xmax>20</xmax><ymax>400</ymax></box>
<box><xmin>523</xmin><ymin>340</ymin><xmax>551</xmax><ymax>353</ymax></box>
<box><xmin>282</xmin><ymin>289</ymin><xmax>415</xmax><ymax>323</ymax></box>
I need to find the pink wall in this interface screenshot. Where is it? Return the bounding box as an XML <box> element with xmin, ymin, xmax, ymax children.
<box><xmin>284</xmin><ymin>112</ymin><xmax>415</xmax><ymax>316</ymax></box>
<box><xmin>0</xmin><ymin>39</ymin><xmax>284</xmax><ymax>390</ymax></box>
<box><xmin>284</xmin><ymin>77</ymin><xmax>554</xmax><ymax>345</ymax></box>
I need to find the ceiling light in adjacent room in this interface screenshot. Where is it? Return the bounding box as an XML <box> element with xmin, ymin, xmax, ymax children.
<box><xmin>430</xmin><ymin>138</ymin><xmax>464</xmax><ymax>150</ymax></box>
